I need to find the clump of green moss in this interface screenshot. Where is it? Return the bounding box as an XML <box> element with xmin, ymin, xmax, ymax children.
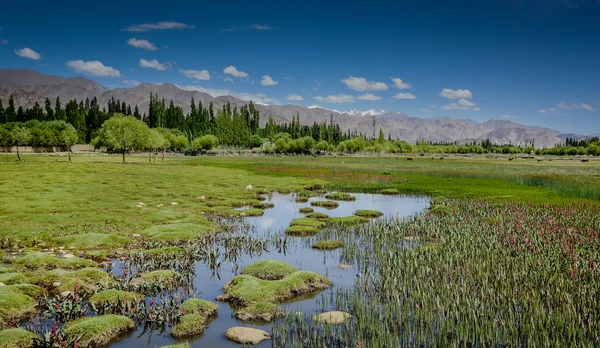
<box><xmin>7</xmin><ymin>284</ymin><xmax>41</xmax><ymax>298</ymax></box>
<box><xmin>306</xmin><ymin>212</ymin><xmax>328</xmax><ymax>219</ymax></box>
<box><xmin>53</xmin><ymin>233</ymin><xmax>132</xmax><ymax>250</ymax></box>
<box><xmin>239</xmin><ymin>208</ymin><xmax>264</xmax><ymax>217</ymax></box>
<box><xmin>89</xmin><ymin>289</ymin><xmax>143</xmax><ymax>306</ymax></box>
<box><xmin>380</xmin><ymin>188</ymin><xmax>399</xmax><ymax>195</ymax></box>
<box><xmin>310</xmin><ymin>200</ymin><xmax>339</xmax><ymax>209</ymax></box>
<box><xmin>13</xmin><ymin>252</ymin><xmax>96</xmax><ymax>270</ymax></box>
<box><xmin>324</xmin><ymin>192</ymin><xmax>356</xmax><ymax>201</ymax></box>
<box><xmin>0</xmin><ymin>272</ymin><xmax>27</xmax><ymax>286</ymax></box>
<box><xmin>299</xmin><ymin>207</ymin><xmax>314</xmax><ymax>213</ymax></box>
<box><xmin>327</xmin><ymin>216</ymin><xmax>369</xmax><ymax>227</ymax></box>
<box><xmin>285</xmin><ymin>225</ymin><xmax>318</xmax><ymax>236</ymax></box>
<box><xmin>63</xmin><ymin>315</ymin><xmax>134</xmax><ymax>346</ymax></box>
<box><xmin>289</xmin><ymin>218</ymin><xmax>326</xmax><ymax>228</ymax></box>
<box><xmin>216</xmin><ymin>270</ymin><xmax>331</xmax><ymax>306</ymax></box>
<box><xmin>171</xmin><ymin>314</ymin><xmax>207</xmax><ymax>338</ymax></box>
<box><xmin>312</xmin><ymin>240</ymin><xmax>345</xmax><ymax>250</ymax></box>
<box><xmin>0</xmin><ymin>286</ymin><xmax>37</xmax><ymax>324</ymax></box>
<box><xmin>428</xmin><ymin>205</ymin><xmax>454</xmax><ymax>215</ymax></box>
<box><xmin>235</xmin><ymin>302</ymin><xmax>282</xmax><ymax>322</ymax></box>
<box><xmin>141</xmin><ymin>270</ymin><xmax>177</xmax><ymax>282</ymax></box>
<box><xmin>84</xmin><ymin>250</ymin><xmax>111</xmax><ymax>261</ymax></box>
<box><xmin>144</xmin><ymin>223</ymin><xmax>215</xmax><ymax>242</ymax></box>
<box><xmin>161</xmin><ymin>343</ymin><xmax>191</xmax><ymax>348</ymax></box>
<box><xmin>354</xmin><ymin>210</ymin><xmax>383</xmax><ymax>218</ymax></box>
<box><xmin>0</xmin><ymin>328</ymin><xmax>36</xmax><ymax>348</ymax></box>
<box><xmin>179</xmin><ymin>298</ymin><xmax>218</xmax><ymax>317</ymax></box>
<box><xmin>241</xmin><ymin>260</ymin><xmax>297</xmax><ymax>280</ymax></box>
<box><xmin>252</xmin><ymin>202</ymin><xmax>274</xmax><ymax>209</ymax></box>
<box><xmin>295</xmin><ymin>196</ymin><xmax>309</xmax><ymax>203</ymax></box>
<box><xmin>31</xmin><ymin>268</ymin><xmax>110</xmax><ymax>293</ymax></box>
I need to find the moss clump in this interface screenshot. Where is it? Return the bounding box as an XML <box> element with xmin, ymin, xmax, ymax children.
<box><xmin>235</xmin><ymin>301</ymin><xmax>282</xmax><ymax>322</ymax></box>
<box><xmin>141</xmin><ymin>270</ymin><xmax>177</xmax><ymax>282</ymax></box>
<box><xmin>380</xmin><ymin>188</ymin><xmax>399</xmax><ymax>195</ymax></box>
<box><xmin>53</xmin><ymin>233</ymin><xmax>132</xmax><ymax>250</ymax></box>
<box><xmin>299</xmin><ymin>207</ymin><xmax>314</xmax><ymax>213</ymax></box>
<box><xmin>327</xmin><ymin>216</ymin><xmax>369</xmax><ymax>227</ymax></box>
<box><xmin>216</xmin><ymin>271</ymin><xmax>332</xmax><ymax>306</ymax></box>
<box><xmin>63</xmin><ymin>315</ymin><xmax>134</xmax><ymax>347</ymax></box>
<box><xmin>179</xmin><ymin>298</ymin><xmax>218</xmax><ymax>317</ymax></box>
<box><xmin>84</xmin><ymin>250</ymin><xmax>111</xmax><ymax>261</ymax></box>
<box><xmin>31</xmin><ymin>268</ymin><xmax>110</xmax><ymax>293</ymax></box>
<box><xmin>429</xmin><ymin>205</ymin><xmax>454</xmax><ymax>215</ymax></box>
<box><xmin>13</xmin><ymin>252</ymin><xmax>96</xmax><ymax>270</ymax></box>
<box><xmin>354</xmin><ymin>210</ymin><xmax>383</xmax><ymax>218</ymax></box>
<box><xmin>252</xmin><ymin>202</ymin><xmax>274</xmax><ymax>209</ymax></box>
<box><xmin>324</xmin><ymin>192</ymin><xmax>356</xmax><ymax>201</ymax></box>
<box><xmin>144</xmin><ymin>223</ymin><xmax>215</xmax><ymax>242</ymax></box>
<box><xmin>0</xmin><ymin>286</ymin><xmax>36</xmax><ymax>323</ymax></box>
<box><xmin>430</xmin><ymin>196</ymin><xmax>447</xmax><ymax>205</ymax></box>
<box><xmin>0</xmin><ymin>328</ymin><xmax>36</xmax><ymax>348</ymax></box>
<box><xmin>239</xmin><ymin>208</ymin><xmax>264</xmax><ymax>217</ymax></box>
<box><xmin>89</xmin><ymin>289</ymin><xmax>143</xmax><ymax>306</ymax></box>
<box><xmin>8</xmin><ymin>284</ymin><xmax>41</xmax><ymax>298</ymax></box>
<box><xmin>285</xmin><ymin>225</ymin><xmax>318</xmax><ymax>236</ymax></box>
<box><xmin>306</xmin><ymin>212</ymin><xmax>328</xmax><ymax>219</ymax></box>
<box><xmin>171</xmin><ymin>314</ymin><xmax>207</xmax><ymax>338</ymax></box>
<box><xmin>0</xmin><ymin>267</ymin><xmax>14</xmax><ymax>274</ymax></box>
<box><xmin>310</xmin><ymin>200</ymin><xmax>339</xmax><ymax>209</ymax></box>
<box><xmin>305</xmin><ymin>184</ymin><xmax>325</xmax><ymax>191</ymax></box>
<box><xmin>241</xmin><ymin>260</ymin><xmax>297</xmax><ymax>280</ymax></box>
<box><xmin>0</xmin><ymin>272</ymin><xmax>27</xmax><ymax>285</ymax></box>
<box><xmin>161</xmin><ymin>343</ymin><xmax>191</xmax><ymax>348</ymax></box>
<box><xmin>295</xmin><ymin>196</ymin><xmax>309</xmax><ymax>203</ymax></box>
<box><xmin>290</xmin><ymin>218</ymin><xmax>326</xmax><ymax>228</ymax></box>
<box><xmin>142</xmin><ymin>246</ymin><xmax>183</xmax><ymax>256</ymax></box>
<box><xmin>312</xmin><ymin>240</ymin><xmax>345</xmax><ymax>250</ymax></box>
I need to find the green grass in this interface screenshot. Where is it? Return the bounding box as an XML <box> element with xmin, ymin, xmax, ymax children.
<box><xmin>306</xmin><ymin>212</ymin><xmax>329</xmax><ymax>219</ymax></box>
<box><xmin>143</xmin><ymin>222</ymin><xmax>215</xmax><ymax>241</ymax></box>
<box><xmin>171</xmin><ymin>314</ymin><xmax>207</xmax><ymax>338</ymax></box>
<box><xmin>240</xmin><ymin>260</ymin><xmax>297</xmax><ymax>280</ymax></box>
<box><xmin>141</xmin><ymin>269</ymin><xmax>177</xmax><ymax>281</ymax></box>
<box><xmin>89</xmin><ymin>289</ymin><xmax>143</xmax><ymax>306</ymax></box>
<box><xmin>216</xmin><ymin>270</ymin><xmax>332</xmax><ymax>306</ymax></box>
<box><xmin>12</xmin><ymin>252</ymin><xmax>96</xmax><ymax>270</ymax></box>
<box><xmin>0</xmin><ymin>272</ymin><xmax>27</xmax><ymax>285</ymax></box>
<box><xmin>52</xmin><ymin>233</ymin><xmax>131</xmax><ymax>249</ymax></box>
<box><xmin>161</xmin><ymin>343</ymin><xmax>191</xmax><ymax>348</ymax></box>
<box><xmin>30</xmin><ymin>268</ymin><xmax>111</xmax><ymax>293</ymax></box>
<box><xmin>289</xmin><ymin>218</ymin><xmax>326</xmax><ymax>228</ymax></box>
<box><xmin>354</xmin><ymin>209</ymin><xmax>384</xmax><ymax>218</ymax></box>
<box><xmin>63</xmin><ymin>315</ymin><xmax>134</xmax><ymax>346</ymax></box>
<box><xmin>179</xmin><ymin>298</ymin><xmax>218</xmax><ymax>317</ymax></box>
<box><xmin>312</xmin><ymin>240</ymin><xmax>345</xmax><ymax>250</ymax></box>
<box><xmin>325</xmin><ymin>192</ymin><xmax>356</xmax><ymax>201</ymax></box>
<box><xmin>0</xmin><ymin>285</ymin><xmax>36</xmax><ymax>323</ymax></box>
<box><xmin>285</xmin><ymin>225</ymin><xmax>318</xmax><ymax>236</ymax></box>
<box><xmin>299</xmin><ymin>207</ymin><xmax>314</xmax><ymax>213</ymax></box>
<box><xmin>0</xmin><ymin>328</ymin><xmax>36</xmax><ymax>348</ymax></box>
<box><xmin>235</xmin><ymin>301</ymin><xmax>282</xmax><ymax>321</ymax></box>
<box><xmin>310</xmin><ymin>200</ymin><xmax>340</xmax><ymax>209</ymax></box>
<box><xmin>327</xmin><ymin>216</ymin><xmax>370</xmax><ymax>226</ymax></box>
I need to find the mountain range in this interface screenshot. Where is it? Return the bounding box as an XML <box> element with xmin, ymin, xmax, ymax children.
<box><xmin>0</xmin><ymin>69</ymin><xmax>587</xmax><ymax>148</ymax></box>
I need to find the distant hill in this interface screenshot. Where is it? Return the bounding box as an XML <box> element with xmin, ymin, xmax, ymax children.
<box><xmin>0</xmin><ymin>68</ymin><xmax>587</xmax><ymax>148</ymax></box>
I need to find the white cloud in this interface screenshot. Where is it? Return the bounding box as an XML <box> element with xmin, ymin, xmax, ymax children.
<box><xmin>286</xmin><ymin>94</ymin><xmax>304</xmax><ymax>101</ymax></box>
<box><xmin>125</xmin><ymin>21</ymin><xmax>194</xmax><ymax>32</ymax></box>
<box><xmin>140</xmin><ymin>58</ymin><xmax>167</xmax><ymax>71</ymax></box>
<box><xmin>221</xmin><ymin>26</ymin><xmax>236</xmax><ymax>32</ymax></box>
<box><xmin>223</xmin><ymin>65</ymin><xmax>248</xmax><ymax>78</ymax></box>
<box><xmin>557</xmin><ymin>101</ymin><xmax>596</xmax><ymax>111</ymax></box>
<box><xmin>501</xmin><ymin>115</ymin><xmax>519</xmax><ymax>119</ymax></box>
<box><xmin>0</xmin><ymin>39</ymin><xmax>7</xmax><ymax>45</ymax></box>
<box><xmin>224</xmin><ymin>77</ymin><xmax>233</xmax><ymax>83</ymax></box>
<box><xmin>123</xmin><ymin>80</ymin><xmax>140</xmax><ymax>86</ymax></box>
<box><xmin>314</xmin><ymin>94</ymin><xmax>356</xmax><ymax>104</ymax></box>
<box><xmin>65</xmin><ymin>60</ymin><xmax>121</xmax><ymax>77</ymax></box>
<box><xmin>176</xmin><ymin>84</ymin><xmax>279</xmax><ymax>105</ymax></box>
<box><xmin>127</xmin><ymin>38</ymin><xmax>157</xmax><ymax>50</ymax></box>
<box><xmin>393</xmin><ymin>92</ymin><xmax>416</xmax><ymax>100</ymax></box>
<box><xmin>14</xmin><ymin>47</ymin><xmax>41</xmax><ymax>60</ymax></box>
<box><xmin>457</xmin><ymin>98</ymin><xmax>476</xmax><ymax>107</ymax></box>
<box><xmin>439</xmin><ymin>88</ymin><xmax>473</xmax><ymax>99</ymax></box>
<box><xmin>391</xmin><ymin>77</ymin><xmax>411</xmax><ymax>89</ymax></box>
<box><xmin>441</xmin><ymin>102</ymin><xmax>480</xmax><ymax>111</ymax></box>
<box><xmin>421</xmin><ymin>108</ymin><xmax>432</xmax><ymax>113</ymax></box>
<box><xmin>180</xmin><ymin>69</ymin><xmax>210</xmax><ymax>80</ymax></box>
<box><xmin>260</xmin><ymin>75</ymin><xmax>278</xmax><ymax>86</ymax></box>
<box><xmin>248</xmin><ymin>24</ymin><xmax>272</xmax><ymax>30</ymax></box>
<box><xmin>537</xmin><ymin>109</ymin><xmax>548</xmax><ymax>114</ymax></box>
<box><xmin>430</xmin><ymin>104</ymin><xmax>437</xmax><ymax>108</ymax></box>
<box><xmin>358</xmin><ymin>93</ymin><xmax>381</xmax><ymax>101</ymax></box>
<box><xmin>341</xmin><ymin>76</ymin><xmax>388</xmax><ymax>91</ymax></box>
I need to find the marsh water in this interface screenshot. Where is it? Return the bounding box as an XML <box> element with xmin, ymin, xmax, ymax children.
<box><xmin>108</xmin><ymin>192</ymin><xmax>430</xmax><ymax>347</ymax></box>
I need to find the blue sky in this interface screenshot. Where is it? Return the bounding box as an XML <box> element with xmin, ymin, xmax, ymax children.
<box><xmin>1</xmin><ymin>0</ymin><xmax>599</xmax><ymax>134</ymax></box>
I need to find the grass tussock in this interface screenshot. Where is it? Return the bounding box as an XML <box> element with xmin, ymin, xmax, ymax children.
<box><xmin>354</xmin><ymin>210</ymin><xmax>383</xmax><ymax>218</ymax></box>
<box><xmin>312</xmin><ymin>240</ymin><xmax>345</xmax><ymax>250</ymax></box>
<box><xmin>241</xmin><ymin>260</ymin><xmax>297</xmax><ymax>280</ymax></box>
<box><xmin>63</xmin><ymin>315</ymin><xmax>135</xmax><ymax>346</ymax></box>
<box><xmin>310</xmin><ymin>200</ymin><xmax>340</xmax><ymax>209</ymax></box>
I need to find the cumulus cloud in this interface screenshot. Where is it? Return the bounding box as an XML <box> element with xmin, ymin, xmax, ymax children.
<box><xmin>180</xmin><ymin>69</ymin><xmax>210</xmax><ymax>80</ymax></box>
<box><xmin>248</xmin><ymin>24</ymin><xmax>273</xmax><ymax>30</ymax></box>
<box><xmin>176</xmin><ymin>84</ymin><xmax>279</xmax><ymax>104</ymax></box>
<box><xmin>224</xmin><ymin>77</ymin><xmax>233</xmax><ymax>83</ymax></box>
<box><xmin>393</xmin><ymin>92</ymin><xmax>416</xmax><ymax>100</ymax></box>
<box><xmin>125</xmin><ymin>21</ymin><xmax>194</xmax><ymax>32</ymax></box>
<box><xmin>537</xmin><ymin>109</ymin><xmax>548</xmax><ymax>114</ymax></box>
<box><xmin>439</xmin><ymin>88</ymin><xmax>473</xmax><ymax>99</ymax></box>
<box><xmin>123</xmin><ymin>80</ymin><xmax>141</xmax><ymax>86</ymax></box>
<box><xmin>127</xmin><ymin>38</ymin><xmax>157</xmax><ymax>50</ymax></box>
<box><xmin>139</xmin><ymin>58</ymin><xmax>167</xmax><ymax>70</ymax></box>
<box><xmin>66</xmin><ymin>60</ymin><xmax>121</xmax><ymax>77</ymax></box>
<box><xmin>391</xmin><ymin>77</ymin><xmax>411</xmax><ymax>89</ymax></box>
<box><xmin>14</xmin><ymin>47</ymin><xmax>41</xmax><ymax>60</ymax></box>
<box><xmin>341</xmin><ymin>76</ymin><xmax>388</xmax><ymax>91</ymax></box>
<box><xmin>457</xmin><ymin>98</ymin><xmax>476</xmax><ymax>107</ymax></box>
<box><xmin>260</xmin><ymin>75</ymin><xmax>278</xmax><ymax>86</ymax></box>
<box><xmin>286</xmin><ymin>94</ymin><xmax>304</xmax><ymax>101</ymax></box>
<box><xmin>557</xmin><ymin>101</ymin><xmax>596</xmax><ymax>111</ymax></box>
<box><xmin>223</xmin><ymin>65</ymin><xmax>248</xmax><ymax>78</ymax></box>
<box><xmin>314</xmin><ymin>94</ymin><xmax>356</xmax><ymax>104</ymax></box>
<box><xmin>358</xmin><ymin>93</ymin><xmax>381</xmax><ymax>101</ymax></box>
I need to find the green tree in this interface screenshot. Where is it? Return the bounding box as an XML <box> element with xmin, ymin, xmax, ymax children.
<box><xmin>11</xmin><ymin>126</ymin><xmax>31</xmax><ymax>161</ymax></box>
<box><xmin>60</xmin><ymin>124</ymin><xmax>78</xmax><ymax>162</ymax></box>
<box><xmin>192</xmin><ymin>135</ymin><xmax>218</xmax><ymax>151</ymax></box>
<box><xmin>146</xmin><ymin>129</ymin><xmax>167</xmax><ymax>163</ymax></box>
<box><xmin>98</xmin><ymin>114</ymin><xmax>150</xmax><ymax>163</ymax></box>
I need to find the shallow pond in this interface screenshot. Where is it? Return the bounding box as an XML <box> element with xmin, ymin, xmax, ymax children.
<box><xmin>103</xmin><ymin>193</ymin><xmax>429</xmax><ymax>347</ymax></box>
